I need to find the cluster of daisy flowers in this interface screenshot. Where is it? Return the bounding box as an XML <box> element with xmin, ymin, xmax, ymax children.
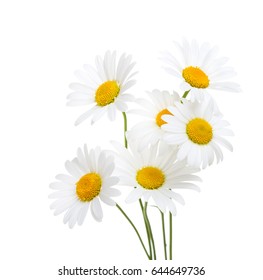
<box><xmin>49</xmin><ymin>40</ymin><xmax>240</xmax><ymax>260</ymax></box>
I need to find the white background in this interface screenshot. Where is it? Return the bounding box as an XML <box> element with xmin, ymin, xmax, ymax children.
<box><xmin>1</xmin><ymin>0</ymin><xmax>262</xmax><ymax>279</ymax></box>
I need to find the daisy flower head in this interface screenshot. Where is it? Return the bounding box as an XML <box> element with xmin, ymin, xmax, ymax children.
<box><xmin>68</xmin><ymin>51</ymin><xmax>137</xmax><ymax>125</ymax></box>
<box><xmin>126</xmin><ymin>89</ymin><xmax>180</xmax><ymax>151</ymax></box>
<box><xmin>162</xmin><ymin>98</ymin><xmax>234</xmax><ymax>169</ymax></box>
<box><xmin>161</xmin><ymin>39</ymin><xmax>241</xmax><ymax>102</ymax></box>
<box><xmin>112</xmin><ymin>141</ymin><xmax>201</xmax><ymax>215</ymax></box>
<box><xmin>49</xmin><ymin>145</ymin><xmax>120</xmax><ymax>228</ymax></box>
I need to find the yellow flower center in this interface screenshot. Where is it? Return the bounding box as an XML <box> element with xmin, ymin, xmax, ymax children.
<box><xmin>156</xmin><ymin>108</ymin><xmax>173</xmax><ymax>127</ymax></box>
<box><xmin>95</xmin><ymin>80</ymin><xmax>120</xmax><ymax>106</ymax></box>
<box><xmin>182</xmin><ymin>66</ymin><xmax>209</xmax><ymax>88</ymax></box>
<box><xmin>76</xmin><ymin>173</ymin><xmax>102</xmax><ymax>202</ymax></box>
<box><xmin>186</xmin><ymin>118</ymin><xmax>213</xmax><ymax>145</ymax></box>
<box><xmin>136</xmin><ymin>166</ymin><xmax>165</xmax><ymax>190</ymax></box>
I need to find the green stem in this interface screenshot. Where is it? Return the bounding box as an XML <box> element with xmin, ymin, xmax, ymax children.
<box><xmin>161</xmin><ymin>212</ymin><xmax>167</xmax><ymax>260</ymax></box>
<box><xmin>116</xmin><ymin>204</ymin><xmax>150</xmax><ymax>259</ymax></box>
<box><xmin>169</xmin><ymin>212</ymin><xmax>173</xmax><ymax>260</ymax></box>
<box><xmin>139</xmin><ymin>199</ymin><xmax>152</xmax><ymax>260</ymax></box>
<box><xmin>122</xmin><ymin>112</ymin><xmax>128</xmax><ymax>148</ymax></box>
<box><xmin>121</xmin><ymin>113</ymin><xmax>152</xmax><ymax>259</ymax></box>
<box><xmin>170</xmin><ymin>89</ymin><xmax>188</xmax><ymax>258</ymax></box>
<box><xmin>144</xmin><ymin>202</ymin><xmax>156</xmax><ymax>260</ymax></box>
<box><xmin>122</xmin><ymin>112</ymin><xmax>156</xmax><ymax>260</ymax></box>
<box><xmin>182</xmin><ymin>90</ymin><xmax>190</xmax><ymax>99</ymax></box>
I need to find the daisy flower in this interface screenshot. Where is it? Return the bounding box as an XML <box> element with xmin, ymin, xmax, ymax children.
<box><xmin>112</xmin><ymin>141</ymin><xmax>201</xmax><ymax>215</ymax></box>
<box><xmin>67</xmin><ymin>51</ymin><xmax>137</xmax><ymax>125</ymax></box>
<box><xmin>161</xmin><ymin>39</ymin><xmax>241</xmax><ymax>101</ymax></box>
<box><xmin>49</xmin><ymin>145</ymin><xmax>120</xmax><ymax>228</ymax></box>
<box><xmin>162</xmin><ymin>98</ymin><xmax>234</xmax><ymax>169</ymax></box>
<box><xmin>127</xmin><ymin>89</ymin><xmax>180</xmax><ymax>151</ymax></box>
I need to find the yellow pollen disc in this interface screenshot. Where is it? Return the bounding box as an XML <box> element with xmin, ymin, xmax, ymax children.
<box><xmin>156</xmin><ymin>108</ymin><xmax>173</xmax><ymax>127</ymax></box>
<box><xmin>186</xmin><ymin>118</ymin><xmax>213</xmax><ymax>145</ymax></box>
<box><xmin>136</xmin><ymin>166</ymin><xmax>165</xmax><ymax>190</ymax></box>
<box><xmin>95</xmin><ymin>80</ymin><xmax>120</xmax><ymax>106</ymax></box>
<box><xmin>182</xmin><ymin>66</ymin><xmax>209</xmax><ymax>88</ymax></box>
<box><xmin>76</xmin><ymin>173</ymin><xmax>102</xmax><ymax>202</ymax></box>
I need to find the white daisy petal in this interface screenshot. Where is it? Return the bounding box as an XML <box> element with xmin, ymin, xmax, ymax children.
<box><xmin>95</xmin><ymin>55</ymin><xmax>107</xmax><ymax>81</ymax></box>
<box><xmin>90</xmin><ymin>106</ymin><xmax>107</xmax><ymax>124</ymax></box>
<box><xmin>201</xmin><ymin>147</ymin><xmax>209</xmax><ymax>169</ymax></box>
<box><xmin>101</xmin><ymin>187</ymin><xmax>120</xmax><ymax>197</ymax></box>
<box><xmin>49</xmin><ymin>181</ymin><xmax>73</xmax><ymax>190</ymax></box>
<box><xmin>76</xmin><ymin>148</ymin><xmax>89</xmax><ymax>172</ymax></box>
<box><xmin>166</xmin><ymin>199</ymin><xmax>177</xmax><ymax>216</ymax></box>
<box><xmin>201</xmin><ymin>45</ymin><xmax>219</xmax><ymax>68</ymax></box>
<box><xmin>103</xmin><ymin>50</ymin><xmax>112</xmax><ymax>80</ymax></box>
<box><xmin>151</xmin><ymin>191</ymin><xmax>167</xmax><ymax>213</ymax></box>
<box><xmin>121</xmin><ymin>80</ymin><xmax>137</xmax><ymax>92</ymax></box>
<box><xmin>160</xmin><ymin>51</ymin><xmax>182</xmax><ymax>72</ymax></box>
<box><xmin>67</xmin><ymin>99</ymin><xmax>89</xmax><ymax>106</ymax></box>
<box><xmin>67</xmin><ymin>91</ymin><xmax>91</xmax><ymax>100</ymax></box>
<box><xmin>206</xmin><ymin>57</ymin><xmax>229</xmax><ymax>73</ymax></box>
<box><xmin>120</xmin><ymin>61</ymin><xmax>136</xmax><ymax>83</ymax></box>
<box><xmin>209</xmin><ymin>67</ymin><xmax>236</xmax><ymax>80</ymax></box>
<box><xmin>209</xmin><ymin>81</ymin><xmax>241</xmax><ymax>92</ymax></box>
<box><xmin>63</xmin><ymin>202</ymin><xmax>79</xmax><ymax>225</ymax></box>
<box><xmin>160</xmin><ymin>189</ymin><xmax>185</xmax><ymax>205</ymax></box>
<box><xmin>119</xmin><ymin>93</ymin><xmax>135</xmax><ymax>102</ymax></box>
<box><xmin>114</xmin><ymin>99</ymin><xmax>128</xmax><ymax>112</ymax></box>
<box><xmin>65</xmin><ymin>160</ymin><xmax>82</xmax><ymax>179</ymax></box>
<box><xmin>48</xmin><ymin>189</ymin><xmax>75</xmax><ymax>199</ymax></box>
<box><xmin>116</xmin><ymin>53</ymin><xmax>126</xmax><ymax>79</ymax></box>
<box><xmin>99</xmin><ymin>194</ymin><xmax>116</xmax><ymax>206</ymax></box>
<box><xmin>74</xmin><ymin>70</ymin><xmax>94</xmax><ymax>86</ymax></box>
<box><xmin>83</xmin><ymin>64</ymin><xmax>101</xmax><ymax>85</ymax></box>
<box><xmin>215</xmin><ymin>128</ymin><xmax>234</xmax><ymax>136</ymax></box>
<box><xmin>55</xmin><ymin>174</ymin><xmax>76</xmax><ymax>184</ymax></box>
<box><xmin>126</xmin><ymin>188</ymin><xmax>145</xmax><ymax>203</ymax></box>
<box><xmin>210</xmin><ymin>142</ymin><xmax>223</xmax><ymax>163</ymax></box>
<box><xmin>74</xmin><ymin>107</ymin><xmax>97</xmax><ymax>126</ymax></box>
<box><xmin>181</xmin><ymin>38</ymin><xmax>191</xmax><ymax>65</ymax></box>
<box><xmin>91</xmin><ymin>198</ymin><xmax>103</xmax><ymax>222</ymax></box>
<box><xmin>68</xmin><ymin>204</ymin><xmax>82</xmax><ymax>229</ymax></box>
<box><xmin>207</xmin><ymin>145</ymin><xmax>215</xmax><ymax>166</ymax></box>
<box><xmin>111</xmin><ymin>141</ymin><xmax>137</xmax><ymax>169</ymax></box>
<box><xmin>170</xmin><ymin>174</ymin><xmax>202</xmax><ymax>182</ymax></box>
<box><xmin>107</xmin><ymin>104</ymin><xmax>117</xmax><ymax>121</ymax></box>
<box><xmin>102</xmin><ymin>177</ymin><xmax>119</xmax><ymax>188</ymax></box>
<box><xmin>143</xmin><ymin>192</ymin><xmax>152</xmax><ymax>201</ymax></box>
<box><xmin>172</xmin><ymin>182</ymin><xmax>201</xmax><ymax>191</ymax></box>
<box><xmin>177</xmin><ymin>141</ymin><xmax>192</xmax><ymax>160</ymax></box>
<box><xmin>69</xmin><ymin>82</ymin><xmax>93</xmax><ymax>93</ymax></box>
<box><xmin>77</xmin><ymin>203</ymin><xmax>89</xmax><ymax>226</ymax></box>
<box><xmin>214</xmin><ymin>136</ymin><xmax>233</xmax><ymax>152</ymax></box>
<box><xmin>52</xmin><ymin>197</ymin><xmax>78</xmax><ymax>215</ymax></box>
<box><xmin>162</xmin><ymin>67</ymin><xmax>181</xmax><ymax>77</ymax></box>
